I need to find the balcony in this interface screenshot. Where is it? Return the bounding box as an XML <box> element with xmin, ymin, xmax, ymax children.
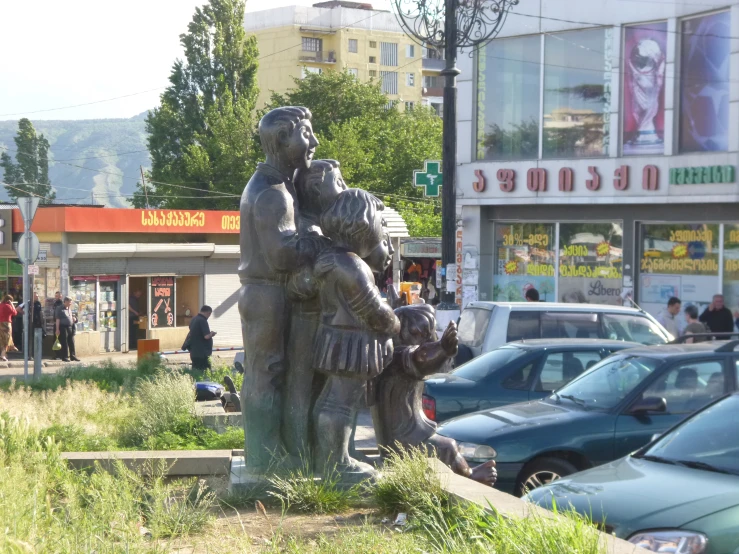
<box><xmin>299</xmin><ymin>50</ymin><xmax>337</xmax><ymax>63</ymax></box>
<box><xmin>423</xmin><ymin>86</ymin><xmax>443</xmax><ymax>97</ymax></box>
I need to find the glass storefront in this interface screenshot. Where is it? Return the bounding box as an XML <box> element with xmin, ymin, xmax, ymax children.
<box><xmin>493</xmin><ymin>223</ymin><xmax>556</xmax><ymax>302</ymax></box>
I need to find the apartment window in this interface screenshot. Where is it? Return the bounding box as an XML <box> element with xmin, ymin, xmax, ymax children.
<box><xmin>424</xmin><ymin>75</ymin><xmax>441</xmax><ymax>88</ymax></box>
<box><xmin>405</xmin><ymin>101</ymin><xmax>415</xmax><ymax>111</ymax></box>
<box><xmin>406</xmin><ymin>44</ymin><xmax>415</xmax><ymax>57</ymax></box>
<box><xmin>380</xmin><ymin>71</ymin><xmax>398</xmax><ymax>95</ymax></box>
<box><xmin>423</xmin><ymin>46</ymin><xmax>443</xmax><ymax>60</ymax></box>
<box><xmin>369</xmin><ymin>56</ymin><xmax>377</xmax><ymax>63</ymax></box>
<box><xmin>543</xmin><ymin>28</ymin><xmax>613</xmax><ymax>158</ymax></box>
<box><xmin>347</xmin><ymin>68</ymin><xmax>359</xmax><ymax>77</ymax></box>
<box><xmin>406</xmin><ymin>72</ymin><xmax>415</xmax><ymax>86</ymax></box>
<box><xmin>679</xmin><ymin>10</ymin><xmax>730</xmax><ymax>153</ymax></box>
<box><xmin>301</xmin><ymin>66</ymin><xmax>322</xmax><ymax>79</ymax></box>
<box><xmin>348</xmin><ymin>38</ymin><xmax>358</xmax><ymax>53</ymax></box>
<box><xmin>369</xmin><ymin>69</ymin><xmax>377</xmax><ymax>77</ymax></box>
<box><xmin>302</xmin><ymin>37</ymin><xmax>322</xmax><ymax>52</ymax></box>
<box><xmin>369</xmin><ymin>40</ymin><xmax>377</xmax><ymax>48</ymax></box>
<box><xmin>380</xmin><ymin>42</ymin><xmax>398</xmax><ymax>66</ymax></box>
<box><xmin>476</xmin><ymin>35</ymin><xmax>541</xmax><ymax>161</ymax></box>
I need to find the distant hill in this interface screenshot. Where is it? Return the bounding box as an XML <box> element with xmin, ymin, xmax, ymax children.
<box><xmin>0</xmin><ymin>114</ymin><xmax>150</xmax><ymax>207</ymax></box>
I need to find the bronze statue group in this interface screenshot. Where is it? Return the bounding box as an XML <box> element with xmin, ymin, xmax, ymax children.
<box><xmin>238</xmin><ymin>106</ymin><xmax>495</xmax><ymax>485</ymax></box>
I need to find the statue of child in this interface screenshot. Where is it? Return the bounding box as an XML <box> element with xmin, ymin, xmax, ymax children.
<box><xmin>371</xmin><ymin>303</ymin><xmax>497</xmax><ymax>485</ymax></box>
<box><xmin>310</xmin><ymin>188</ymin><xmax>399</xmax><ymax>481</ymax></box>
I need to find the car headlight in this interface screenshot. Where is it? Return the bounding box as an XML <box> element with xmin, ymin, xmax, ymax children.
<box><xmin>457</xmin><ymin>442</ymin><xmax>497</xmax><ymax>463</ymax></box>
<box><xmin>628</xmin><ymin>530</ymin><xmax>707</xmax><ymax>553</ymax></box>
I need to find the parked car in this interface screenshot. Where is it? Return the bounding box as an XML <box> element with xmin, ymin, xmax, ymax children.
<box><xmin>435</xmin><ymin>341</ymin><xmax>739</xmax><ymax>496</ymax></box>
<box><xmin>526</xmin><ymin>393</ymin><xmax>739</xmax><ymax>554</ymax></box>
<box><xmin>423</xmin><ymin>339</ymin><xmax>640</xmax><ymax>422</ymax></box>
<box><xmin>455</xmin><ymin>302</ymin><xmax>671</xmax><ymax>365</ymax></box>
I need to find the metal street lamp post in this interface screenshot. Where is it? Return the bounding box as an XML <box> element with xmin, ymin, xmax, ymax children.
<box><xmin>392</xmin><ymin>0</ymin><xmax>518</xmax><ymax>311</ymax></box>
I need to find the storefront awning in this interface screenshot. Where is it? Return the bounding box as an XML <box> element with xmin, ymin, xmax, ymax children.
<box><xmin>69</xmin><ymin>243</ymin><xmax>217</xmax><ymax>258</ymax></box>
<box><xmin>384</xmin><ymin>208</ymin><xmax>409</xmax><ymax>239</ymax></box>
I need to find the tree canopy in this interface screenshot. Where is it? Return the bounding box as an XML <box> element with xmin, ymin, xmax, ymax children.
<box><xmin>0</xmin><ymin>118</ymin><xmax>56</xmax><ymax>203</ymax></box>
<box><xmin>132</xmin><ymin>0</ymin><xmax>259</xmax><ymax>209</ymax></box>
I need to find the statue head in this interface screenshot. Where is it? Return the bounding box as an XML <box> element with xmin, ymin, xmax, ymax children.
<box><xmin>258</xmin><ymin>106</ymin><xmax>318</xmax><ymax>172</ymax></box>
<box><xmin>295</xmin><ymin>159</ymin><xmax>347</xmax><ymax>217</ymax></box>
<box><xmin>320</xmin><ymin>188</ymin><xmax>391</xmax><ymax>273</ymax></box>
<box><xmin>394</xmin><ymin>304</ymin><xmax>438</xmax><ymax>346</ymax></box>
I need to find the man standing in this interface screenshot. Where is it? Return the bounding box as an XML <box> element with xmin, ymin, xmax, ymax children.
<box><xmin>700</xmin><ymin>294</ymin><xmax>735</xmax><ymax>334</ymax></box>
<box><xmin>52</xmin><ymin>291</ymin><xmax>63</xmax><ymax>359</ymax></box>
<box><xmin>189</xmin><ymin>305</ymin><xmax>216</xmax><ymax>371</ymax></box>
<box><xmin>657</xmin><ymin>296</ymin><xmax>681</xmax><ymax>338</ymax></box>
<box><xmin>55</xmin><ymin>296</ymin><xmax>79</xmax><ymax>362</ymax></box>
<box><xmin>525</xmin><ymin>288</ymin><xmax>540</xmax><ymax>302</ymax></box>
<box><xmin>128</xmin><ymin>289</ymin><xmax>143</xmax><ymax>350</ymax></box>
<box><xmin>238</xmin><ymin>106</ymin><xmax>318</xmax><ymax>473</ymax></box>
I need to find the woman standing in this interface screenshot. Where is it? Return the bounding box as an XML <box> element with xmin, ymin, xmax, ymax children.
<box><xmin>55</xmin><ymin>296</ymin><xmax>79</xmax><ymax>362</ymax></box>
<box><xmin>0</xmin><ymin>295</ymin><xmax>17</xmax><ymax>361</ymax></box>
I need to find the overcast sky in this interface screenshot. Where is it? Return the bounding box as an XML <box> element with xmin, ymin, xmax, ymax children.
<box><xmin>0</xmin><ymin>0</ymin><xmax>388</xmax><ymax>121</ymax></box>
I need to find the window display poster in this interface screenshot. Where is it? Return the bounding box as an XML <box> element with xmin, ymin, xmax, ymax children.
<box><xmin>679</xmin><ymin>10</ymin><xmax>730</xmax><ymax>152</ymax></box>
<box><xmin>150</xmin><ymin>277</ymin><xmax>174</xmax><ymax>328</ymax></box>
<box><xmin>493</xmin><ymin>275</ymin><xmax>555</xmax><ymax>302</ymax></box>
<box><xmin>558</xmin><ymin>278</ymin><xmax>622</xmax><ymax>305</ymax></box>
<box><xmin>622</xmin><ymin>22</ymin><xmax>667</xmax><ymax>155</ymax></box>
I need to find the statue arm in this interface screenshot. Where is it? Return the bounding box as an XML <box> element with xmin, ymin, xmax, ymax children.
<box><xmin>340</xmin><ymin>256</ymin><xmax>400</xmax><ymax>335</ymax></box>
<box><xmin>254</xmin><ymin>188</ymin><xmax>300</xmax><ymax>272</ymax></box>
<box><xmin>410</xmin><ymin>341</ymin><xmax>454</xmax><ymax>377</ymax></box>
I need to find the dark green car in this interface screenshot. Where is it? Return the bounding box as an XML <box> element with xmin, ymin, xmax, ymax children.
<box><xmin>527</xmin><ymin>393</ymin><xmax>739</xmax><ymax>554</ymax></box>
<box><xmin>436</xmin><ymin>342</ymin><xmax>739</xmax><ymax>496</ymax></box>
<box><xmin>422</xmin><ymin>339</ymin><xmax>640</xmax><ymax>422</ymax></box>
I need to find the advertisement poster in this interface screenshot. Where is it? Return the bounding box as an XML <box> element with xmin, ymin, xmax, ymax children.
<box><xmin>622</xmin><ymin>22</ymin><xmax>667</xmax><ymax>155</ymax></box>
<box><xmin>559</xmin><ymin>278</ymin><xmax>623</xmax><ymax>305</ymax></box>
<box><xmin>493</xmin><ymin>275</ymin><xmax>555</xmax><ymax>302</ymax></box>
<box><xmin>679</xmin><ymin>10</ymin><xmax>731</xmax><ymax>152</ymax></box>
<box><xmin>150</xmin><ymin>277</ymin><xmax>175</xmax><ymax>328</ymax></box>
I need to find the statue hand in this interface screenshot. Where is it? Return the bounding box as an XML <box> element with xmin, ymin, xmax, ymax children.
<box><xmin>387</xmin><ymin>284</ymin><xmax>402</xmax><ymax>308</ymax></box>
<box><xmin>440</xmin><ymin>321</ymin><xmax>458</xmax><ymax>357</ymax></box>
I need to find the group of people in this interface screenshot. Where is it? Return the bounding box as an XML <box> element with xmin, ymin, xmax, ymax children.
<box><xmin>237</xmin><ymin>106</ymin><xmax>496</xmax><ymax>485</ymax></box>
<box><xmin>657</xmin><ymin>294</ymin><xmax>738</xmax><ymax>341</ymax></box>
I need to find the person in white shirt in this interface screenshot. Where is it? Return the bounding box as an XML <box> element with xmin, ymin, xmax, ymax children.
<box><xmin>656</xmin><ymin>296</ymin><xmax>681</xmax><ymax>338</ymax></box>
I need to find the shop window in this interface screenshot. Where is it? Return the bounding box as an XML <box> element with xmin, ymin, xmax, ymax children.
<box><xmin>176</xmin><ymin>276</ymin><xmax>200</xmax><ymax>328</ymax></box>
<box><xmin>476</xmin><ymin>35</ymin><xmax>541</xmax><ymax>161</ymax></box>
<box><xmin>0</xmin><ymin>259</ymin><xmax>23</xmax><ymax>301</ymax></box>
<box><xmin>543</xmin><ymin>27</ymin><xmax>613</xmax><ymax>158</ymax></box>
<box><xmin>723</xmin><ymin>224</ymin><xmax>739</xmax><ymax>312</ymax></box>
<box><xmin>679</xmin><ymin>11</ymin><xmax>730</xmax><ymax>153</ymax></box>
<box><xmin>71</xmin><ymin>278</ymin><xmax>97</xmax><ymax>332</ymax></box>
<box><xmin>638</xmin><ymin>224</ymin><xmax>719</xmax><ymax>328</ymax></box>
<box><xmin>558</xmin><ymin>223</ymin><xmax>623</xmax><ymax>305</ymax></box>
<box><xmin>493</xmin><ymin>223</ymin><xmax>555</xmax><ymax>302</ymax></box>
<box><xmin>622</xmin><ymin>22</ymin><xmax>667</xmax><ymax>156</ymax></box>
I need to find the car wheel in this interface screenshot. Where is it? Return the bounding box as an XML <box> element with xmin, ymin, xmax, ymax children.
<box><xmin>515</xmin><ymin>457</ymin><xmax>578</xmax><ymax>497</ymax></box>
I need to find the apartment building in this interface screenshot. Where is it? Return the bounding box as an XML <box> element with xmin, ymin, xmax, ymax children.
<box><xmin>244</xmin><ymin>1</ymin><xmax>443</xmax><ymax>114</ymax></box>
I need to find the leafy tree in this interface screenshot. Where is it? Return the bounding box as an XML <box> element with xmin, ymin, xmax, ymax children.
<box><xmin>272</xmin><ymin>70</ymin><xmax>443</xmax><ymax>235</ymax></box>
<box><xmin>132</xmin><ymin>0</ymin><xmax>259</xmax><ymax>209</ymax></box>
<box><xmin>0</xmin><ymin>118</ymin><xmax>56</xmax><ymax>203</ymax></box>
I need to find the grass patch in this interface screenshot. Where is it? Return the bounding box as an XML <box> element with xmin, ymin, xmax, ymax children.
<box><xmin>268</xmin><ymin>462</ymin><xmax>361</xmax><ymax>515</ymax></box>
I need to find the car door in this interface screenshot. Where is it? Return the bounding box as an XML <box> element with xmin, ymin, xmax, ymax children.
<box><xmin>613</xmin><ymin>358</ymin><xmax>730</xmax><ymax>459</ymax></box>
<box><xmin>496</xmin><ymin>356</ymin><xmax>541</xmax><ymax>406</ymax></box>
<box><xmin>530</xmin><ymin>349</ymin><xmax>602</xmax><ymax>400</ymax></box>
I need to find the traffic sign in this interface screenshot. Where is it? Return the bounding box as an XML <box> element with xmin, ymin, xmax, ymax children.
<box><xmin>16</xmin><ymin>231</ymin><xmax>40</xmax><ymax>264</ymax></box>
<box><xmin>28</xmin><ymin>264</ymin><xmax>39</xmax><ymax>275</ymax></box>
<box><xmin>18</xmin><ymin>197</ymin><xmax>40</xmax><ymax>224</ymax></box>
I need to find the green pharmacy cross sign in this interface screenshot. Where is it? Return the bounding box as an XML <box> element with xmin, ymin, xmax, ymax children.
<box><xmin>414</xmin><ymin>160</ymin><xmax>442</xmax><ymax>197</ymax></box>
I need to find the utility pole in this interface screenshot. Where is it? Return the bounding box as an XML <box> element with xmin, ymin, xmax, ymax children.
<box><xmin>140</xmin><ymin>166</ymin><xmax>149</xmax><ymax>209</ymax></box>
<box><xmin>16</xmin><ymin>197</ymin><xmax>40</xmax><ymax>382</ymax></box>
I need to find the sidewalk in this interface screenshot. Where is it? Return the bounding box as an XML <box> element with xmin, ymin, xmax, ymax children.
<box><xmin>0</xmin><ymin>350</ymin><xmax>239</xmax><ymax>382</ymax></box>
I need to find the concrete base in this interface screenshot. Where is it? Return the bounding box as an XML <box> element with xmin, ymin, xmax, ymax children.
<box><xmin>195</xmin><ymin>400</ymin><xmax>243</xmax><ymax>433</ymax></box>
<box><xmin>63</xmin><ymin>449</ymin><xmax>234</xmax><ymax>476</ymax></box>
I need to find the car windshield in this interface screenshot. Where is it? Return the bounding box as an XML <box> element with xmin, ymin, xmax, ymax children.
<box><xmin>452</xmin><ymin>345</ymin><xmax>526</xmax><ymax>382</ymax></box>
<box><xmin>638</xmin><ymin>395</ymin><xmax>739</xmax><ymax>475</ymax></box>
<box><xmin>601</xmin><ymin>313</ymin><xmax>670</xmax><ymax>345</ymax></box>
<box><xmin>547</xmin><ymin>354</ymin><xmax>662</xmax><ymax>410</ymax></box>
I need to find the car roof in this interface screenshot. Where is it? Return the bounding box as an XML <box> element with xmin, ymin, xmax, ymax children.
<box><xmin>608</xmin><ymin>341</ymin><xmax>739</xmax><ymax>359</ymax></box>
<box><xmin>465</xmin><ymin>301</ymin><xmax>649</xmax><ymax>314</ymax></box>
<box><xmin>507</xmin><ymin>339</ymin><xmax>641</xmax><ymax>349</ymax></box>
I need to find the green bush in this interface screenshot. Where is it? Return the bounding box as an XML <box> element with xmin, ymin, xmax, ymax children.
<box><xmin>269</xmin><ymin>462</ymin><xmax>361</xmax><ymax>514</ymax></box>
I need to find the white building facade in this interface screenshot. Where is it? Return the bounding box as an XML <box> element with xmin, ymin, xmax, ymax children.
<box><xmin>455</xmin><ymin>0</ymin><xmax>739</xmax><ymax>330</ymax></box>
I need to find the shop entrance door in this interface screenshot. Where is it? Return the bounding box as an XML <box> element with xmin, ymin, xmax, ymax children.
<box><xmin>99</xmin><ymin>277</ymin><xmax>120</xmax><ymax>352</ymax></box>
<box><xmin>128</xmin><ymin>277</ymin><xmax>148</xmax><ymax>350</ymax></box>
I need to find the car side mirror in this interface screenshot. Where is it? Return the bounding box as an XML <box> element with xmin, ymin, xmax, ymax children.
<box><xmin>629</xmin><ymin>396</ymin><xmax>667</xmax><ymax>415</ymax></box>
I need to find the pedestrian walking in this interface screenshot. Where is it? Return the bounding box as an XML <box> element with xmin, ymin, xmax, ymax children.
<box><xmin>657</xmin><ymin>296</ymin><xmax>681</xmax><ymax>338</ymax></box>
<box><xmin>683</xmin><ymin>305</ymin><xmax>708</xmax><ymax>343</ymax></box>
<box><xmin>525</xmin><ymin>288</ymin><xmax>540</xmax><ymax>302</ymax></box>
<box><xmin>0</xmin><ymin>295</ymin><xmax>17</xmax><ymax>361</ymax></box>
<box><xmin>55</xmin><ymin>296</ymin><xmax>79</xmax><ymax>362</ymax></box>
<box><xmin>188</xmin><ymin>305</ymin><xmax>216</xmax><ymax>371</ymax></box>
<box><xmin>699</xmin><ymin>294</ymin><xmax>734</xmax><ymax>334</ymax></box>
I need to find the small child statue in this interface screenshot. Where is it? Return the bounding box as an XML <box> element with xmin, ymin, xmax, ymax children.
<box><xmin>371</xmin><ymin>303</ymin><xmax>497</xmax><ymax>485</ymax></box>
<box><xmin>310</xmin><ymin>187</ymin><xmax>400</xmax><ymax>481</ymax></box>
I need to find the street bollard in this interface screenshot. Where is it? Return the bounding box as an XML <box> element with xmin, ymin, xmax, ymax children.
<box><xmin>34</xmin><ymin>328</ymin><xmax>42</xmax><ymax>379</ymax></box>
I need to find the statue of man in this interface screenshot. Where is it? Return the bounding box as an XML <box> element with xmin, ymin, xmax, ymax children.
<box><xmin>238</xmin><ymin>106</ymin><xmax>318</xmax><ymax>473</ymax></box>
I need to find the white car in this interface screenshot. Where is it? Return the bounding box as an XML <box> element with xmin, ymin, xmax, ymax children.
<box><xmin>456</xmin><ymin>302</ymin><xmax>671</xmax><ymax>364</ymax></box>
